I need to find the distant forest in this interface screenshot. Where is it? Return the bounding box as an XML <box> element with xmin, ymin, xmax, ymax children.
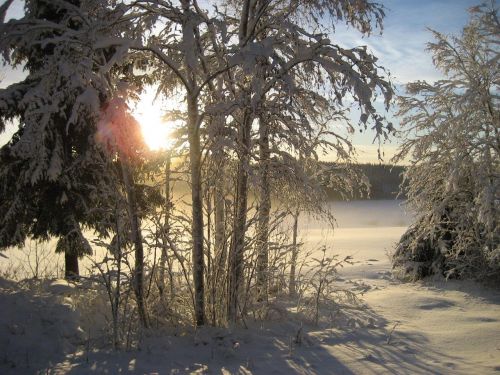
<box><xmin>323</xmin><ymin>163</ymin><xmax>406</xmax><ymax>201</ymax></box>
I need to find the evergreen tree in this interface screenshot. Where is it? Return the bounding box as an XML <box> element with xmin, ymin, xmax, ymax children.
<box><xmin>0</xmin><ymin>0</ymin><xmax>128</xmax><ymax>278</ymax></box>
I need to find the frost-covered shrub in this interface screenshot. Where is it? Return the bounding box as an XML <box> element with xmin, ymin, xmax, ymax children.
<box><xmin>294</xmin><ymin>247</ymin><xmax>357</xmax><ymax>326</ymax></box>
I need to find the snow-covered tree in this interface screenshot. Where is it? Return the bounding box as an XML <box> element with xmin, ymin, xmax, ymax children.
<box><xmin>96</xmin><ymin>92</ymin><xmax>152</xmax><ymax>327</ymax></box>
<box><xmin>0</xmin><ymin>0</ymin><xmax>119</xmax><ymax>278</ymax></box>
<box><xmin>392</xmin><ymin>2</ymin><xmax>499</xmax><ymax>281</ymax></box>
<box><xmin>0</xmin><ymin>0</ymin><xmax>156</xmax><ymax>326</ymax></box>
<box><xmin>121</xmin><ymin>0</ymin><xmax>237</xmax><ymax>326</ymax></box>
<box><xmin>221</xmin><ymin>0</ymin><xmax>393</xmax><ymax>320</ymax></box>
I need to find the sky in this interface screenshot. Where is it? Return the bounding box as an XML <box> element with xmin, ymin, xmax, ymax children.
<box><xmin>0</xmin><ymin>0</ymin><xmax>481</xmax><ymax>162</ymax></box>
<box><xmin>330</xmin><ymin>0</ymin><xmax>480</xmax><ymax>163</ymax></box>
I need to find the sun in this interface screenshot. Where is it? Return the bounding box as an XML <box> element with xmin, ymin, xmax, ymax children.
<box><xmin>132</xmin><ymin>90</ymin><xmax>176</xmax><ymax>151</ymax></box>
<box><xmin>135</xmin><ymin>108</ymin><xmax>172</xmax><ymax>151</ymax></box>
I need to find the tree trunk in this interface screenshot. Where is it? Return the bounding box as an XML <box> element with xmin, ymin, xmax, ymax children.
<box><xmin>212</xmin><ymin>111</ymin><xmax>227</xmax><ymax>326</ymax></box>
<box><xmin>214</xmin><ymin>178</ymin><xmax>226</xmax><ymax>271</ymax></box>
<box><xmin>159</xmin><ymin>151</ymin><xmax>172</xmax><ymax>298</ymax></box>
<box><xmin>483</xmin><ymin>125</ymin><xmax>497</xmax><ymax>254</ymax></box>
<box><xmin>120</xmin><ymin>160</ymin><xmax>149</xmax><ymax>328</ymax></box>
<box><xmin>213</xmin><ymin>181</ymin><xmax>226</xmax><ymax>325</ymax></box>
<box><xmin>227</xmin><ymin>110</ymin><xmax>252</xmax><ymax>322</ymax></box>
<box><xmin>187</xmin><ymin>95</ymin><xmax>205</xmax><ymax>326</ymax></box>
<box><xmin>255</xmin><ymin>116</ymin><xmax>270</xmax><ymax>302</ymax></box>
<box><xmin>181</xmin><ymin>0</ymin><xmax>206</xmax><ymax>325</ymax></box>
<box><xmin>112</xmin><ymin>207</ymin><xmax>122</xmax><ymax>349</ymax></box>
<box><xmin>289</xmin><ymin>210</ymin><xmax>300</xmax><ymax>297</ymax></box>
<box><xmin>64</xmin><ymin>248</ymin><xmax>79</xmax><ymax>280</ymax></box>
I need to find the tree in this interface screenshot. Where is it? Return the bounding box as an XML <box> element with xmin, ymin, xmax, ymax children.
<box><xmin>96</xmin><ymin>93</ymin><xmax>151</xmax><ymax>327</ymax></box>
<box><xmin>0</xmin><ymin>0</ymin><xmax>157</xmax><ymax>326</ymax></box>
<box><xmin>223</xmin><ymin>0</ymin><xmax>393</xmax><ymax>321</ymax></box>
<box><xmin>124</xmin><ymin>0</ymin><xmax>235</xmax><ymax>326</ymax></box>
<box><xmin>392</xmin><ymin>2</ymin><xmax>499</xmax><ymax>281</ymax></box>
<box><xmin>0</xmin><ymin>0</ymin><xmax>117</xmax><ymax>278</ymax></box>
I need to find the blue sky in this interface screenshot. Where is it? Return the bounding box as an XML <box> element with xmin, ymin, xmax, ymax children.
<box><xmin>330</xmin><ymin>0</ymin><xmax>480</xmax><ymax>162</ymax></box>
<box><xmin>339</xmin><ymin>0</ymin><xmax>479</xmax><ymax>84</ymax></box>
<box><xmin>0</xmin><ymin>0</ymin><xmax>481</xmax><ymax>162</ymax></box>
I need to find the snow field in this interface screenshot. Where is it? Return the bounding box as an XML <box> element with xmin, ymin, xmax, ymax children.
<box><xmin>0</xmin><ymin>200</ymin><xmax>499</xmax><ymax>374</ymax></box>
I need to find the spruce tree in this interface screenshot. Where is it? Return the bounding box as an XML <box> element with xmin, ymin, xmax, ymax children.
<box><xmin>0</xmin><ymin>0</ymin><xmax>120</xmax><ymax>278</ymax></box>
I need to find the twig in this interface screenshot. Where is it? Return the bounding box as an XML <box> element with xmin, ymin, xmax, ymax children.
<box><xmin>386</xmin><ymin>322</ymin><xmax>400</xmax><ymax>345</ymax></box>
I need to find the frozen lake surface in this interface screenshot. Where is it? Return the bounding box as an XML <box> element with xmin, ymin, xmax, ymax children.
<box><xmin>297</xmin><ymin>200</ymin><xmax>411</xmax><ymax>278</ymax></box>
<box><xmin>1</xmin><ymin>199</ymin><xmax>411</xmax><ymax>278</ymax></box>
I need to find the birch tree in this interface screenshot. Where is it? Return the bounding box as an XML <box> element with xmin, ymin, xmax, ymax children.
<box><xmin>224</xmin><ymin>0</ymin><xmax>393</xmax><ymax>321</ymax></box>
<box><xmin>14</xmin><ymin>0</ymin><xmax>394</xmax><ymax>326</ymax></box>
<box><xmin>125</xmin><ymin>0</ymin><xmax>237</xmax><ymax>326</ymax></box>
<box><xmin>392</xmin><ymin>2</ymin><xmax>499</xmax><ymax>280</ymax></box>
<box><xmin>96</xmin><ymin>93</ymin><xmax>151</xmax><ymax>327</ymax></box>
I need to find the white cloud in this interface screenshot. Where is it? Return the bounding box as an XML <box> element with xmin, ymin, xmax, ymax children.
<box><xmin>331</xmin><ymin>0</ymin><xmax>477</xmax><ymax>84</ymax></box>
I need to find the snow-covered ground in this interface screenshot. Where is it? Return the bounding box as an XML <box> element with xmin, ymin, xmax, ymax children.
<box><xmin>1</xmin><ymin>200</ymin><xmax>499</xmax><ymax>374</ymax></box>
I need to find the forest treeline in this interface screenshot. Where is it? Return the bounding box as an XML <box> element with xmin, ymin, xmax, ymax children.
<box><xmin>322</xmin><ymin>163</ymin><xmax>405</xmax><ymax>200</ymax></box>
<box><xmin>157</xmin><ymin>162</ymin><xmax>405</xmax><ymax>201</ymax></box>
